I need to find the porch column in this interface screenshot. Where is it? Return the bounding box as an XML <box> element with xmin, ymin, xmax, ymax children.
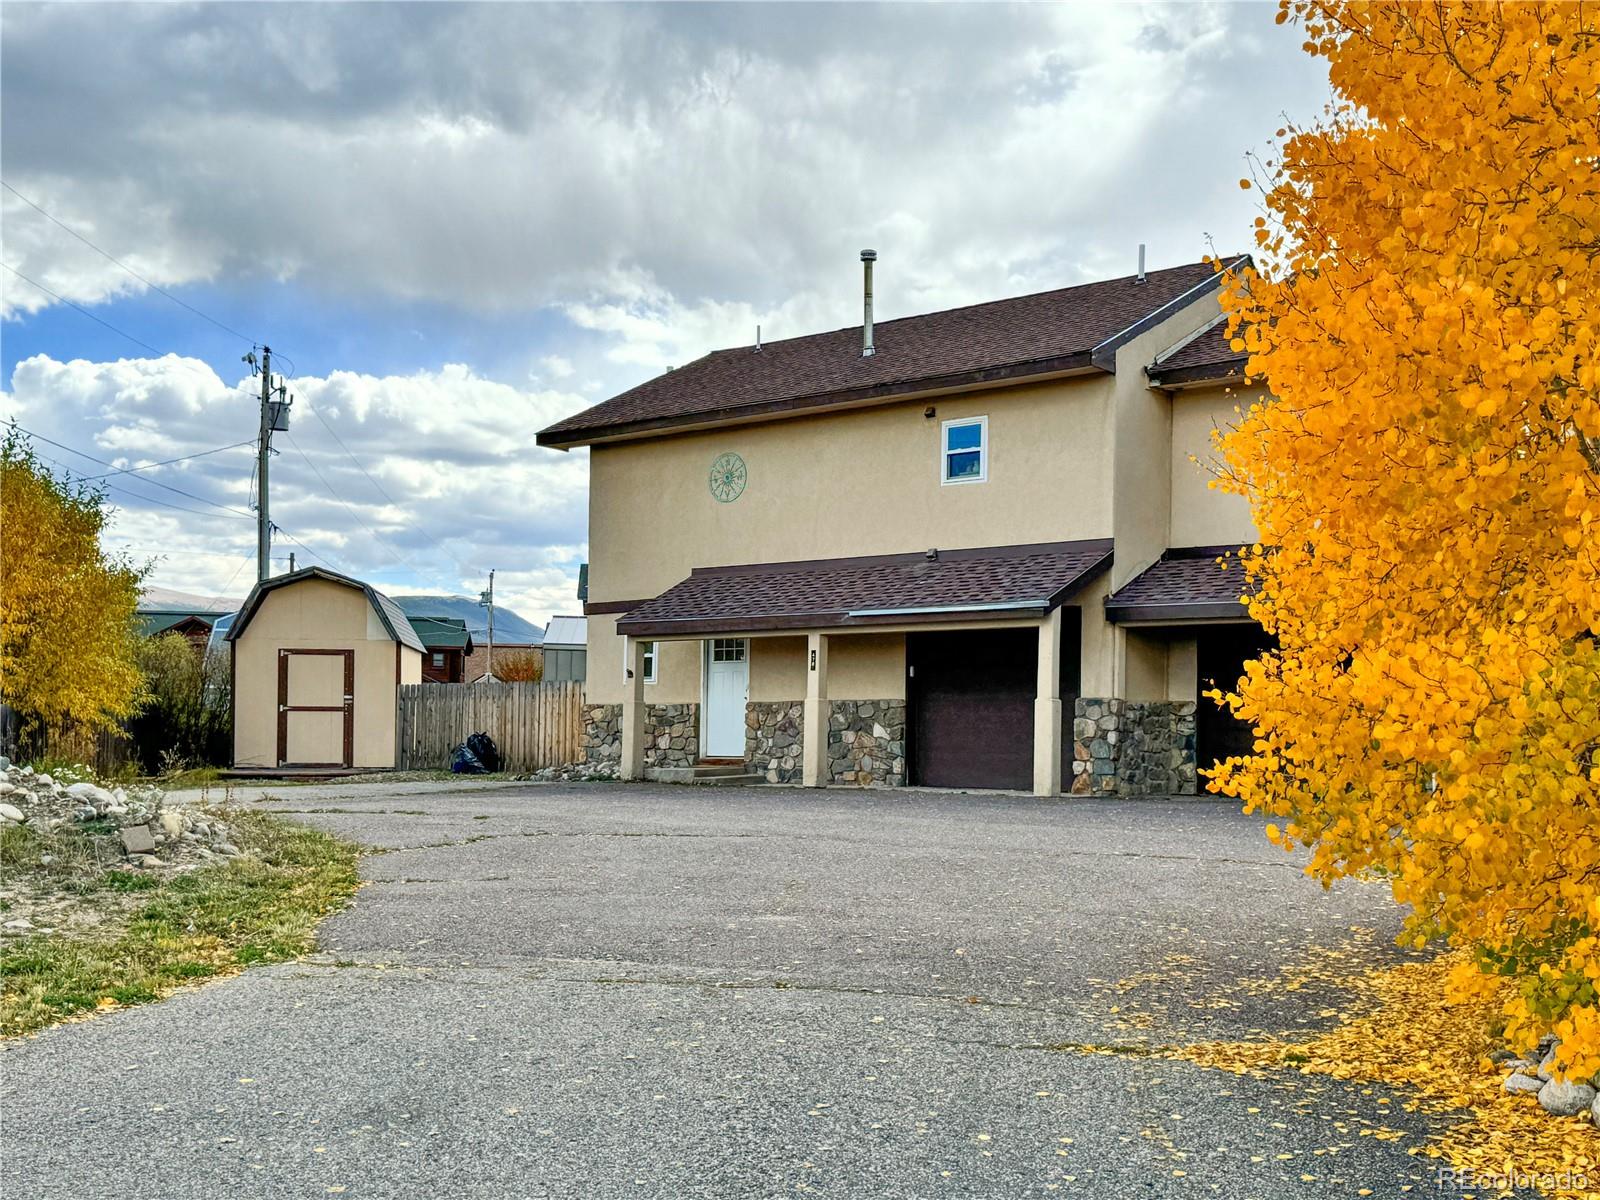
<box><xmin>802</xmin><ymin>632</ymin><xmax>830</xmax><ymax>787</ymax></box>
<box><xmin>620</xmin><ymin>635</ymin><xmax>647</xmax><ymax>781</ymax></box>
<box><xmin>1034</xmin><ymin>608</ymin><xmax>1063</xmax><ymax>796</ymax></box>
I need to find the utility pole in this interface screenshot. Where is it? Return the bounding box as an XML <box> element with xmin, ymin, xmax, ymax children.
<box><xmin>479</xmin><ymin>570</ymin><xmax>496</xmax><ymax>680</ymax></box>
<box><xmin>255</xmin><ymin>346</ymin><xmax>273</xmax><ymax>581</ymax></box>
<box><xmin>247</xmin><ymin>345</ymin><xmax>292</xmax><ymax>583</ymax></box>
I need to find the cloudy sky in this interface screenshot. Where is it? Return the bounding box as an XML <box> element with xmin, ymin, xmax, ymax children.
<box><xmin>0</xmin><ymin>1</ymin><xmax>1327</xmax><ymax>625</ymax></box>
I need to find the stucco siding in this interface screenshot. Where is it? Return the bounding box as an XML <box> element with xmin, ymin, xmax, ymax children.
<box><xmin>587</xmin><ymin>376</ymin><xmax>1115</xmax><ymax>606</ymax></box>
<box><xmin>1108</xmin><ymin>291</ymin><xmax>1227</xmax><ymax>589</ymax></box>
<box><xmin>1169</xmin><ymin>384</ymin><xmax>1262</xmax><ymax>548</ymax></box>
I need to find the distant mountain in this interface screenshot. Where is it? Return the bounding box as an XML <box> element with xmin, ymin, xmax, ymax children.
<box><xmin>390</xmin><ymin>595</ymin><xmax>544</xmax><ymax>644</ymax></box>
<box><xmin>140</xmin><ymin>585</ymin><xmax>243</xmax><ymax>613</ymax></box>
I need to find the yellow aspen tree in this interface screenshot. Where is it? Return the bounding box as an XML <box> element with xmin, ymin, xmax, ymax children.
<box><xmin>1212</xmin><ymin>1</ymin><xmax>1600</xmax><ymax>1078</ymax></box>
<box><xmin>0</xmin><ymin>427</ymin><xmax>145</xmax><ymax>742</ymax></box>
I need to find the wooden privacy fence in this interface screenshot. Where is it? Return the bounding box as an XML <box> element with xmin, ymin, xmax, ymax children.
<box><xmin>396</xmin><ymin>680</ymin><xmax>584</xmax><ymax>772</ymax></box>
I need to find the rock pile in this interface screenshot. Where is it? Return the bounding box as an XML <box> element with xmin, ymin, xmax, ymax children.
<box><xmin>521</xmin><ymin>760</ymin><xmax>620</xmax><ymax>783</ymax></box>
<box><xmin>0</xmin><ymin>757</ymin><xmax>246</xmax><ymax>871</ymax></box>
<box><xmin>1499</xmin><ymin>1034</ymin><xmax>1600</xmax><ymax>1125</ymax></box>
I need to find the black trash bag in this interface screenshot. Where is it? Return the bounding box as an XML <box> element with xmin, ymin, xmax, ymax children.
<box><xmin>466</xmin><ymin>731</ymin><xmax>502</xmax><ymax>773</ymax></box>
<box><xmin>450</xmin><ymin>743</ymin><xmax>487</xmax><ymax>775</ymax></box>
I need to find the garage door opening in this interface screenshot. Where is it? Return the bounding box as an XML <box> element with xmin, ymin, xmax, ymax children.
<box><xmin>907</xmin><ymin>619</ymin><xmax>1080</xmax><ymax>790</ymax></box>
<box><xmin>1195</xmin><ymin>625</ymin><xmax>1275</xmax><ymax>771</ymax></box>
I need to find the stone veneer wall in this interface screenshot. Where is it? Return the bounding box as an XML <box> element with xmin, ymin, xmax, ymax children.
<box><xmin>746</xmin><ymin>701</ymin><xmax>804</xmax><ymax>783</ymax></box>
<box><xmin>582</xmin><ymin>702</ymin><xmax>700</xmax><ymax>770</ymax></box>
<box><xmin>827</xmin><ymin>700</ymin><xmax>906</xmax><ymax>787</ymax></box>
<box><xmin>644</xmin><ymin>703</ymin><xmax>699</xmax><ymax>770</ymax></box>
<box><xmin>583</xmin><ymin>704</ymin><xmax>621</xmax><ymax>765</ymax></box>
<box><xmin>1119</xmin><ymin>701</ymin><xmax>1197</xmax><ymax>796</ymax></box>
<box><xmin>1071</xmin><ymin>698</ymin><xmax>1197</xmax><ymax>796</ymax></box>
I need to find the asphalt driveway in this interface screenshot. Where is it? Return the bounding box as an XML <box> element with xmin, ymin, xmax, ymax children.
<box><xmin>1</xmin><ymin>783</ymin><xmax>1448</xmax><ymax>1198</ymax></box>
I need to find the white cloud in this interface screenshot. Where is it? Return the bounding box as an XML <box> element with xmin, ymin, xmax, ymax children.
<box><xmin>0</xmin><ymin>2</ymin><xmax>1329</xmax><ymax>330</ymax></box>
<box><xmin>1</xmin><ymin>354</ymin><xmax>592</xmax><ymax>624</ymax></box>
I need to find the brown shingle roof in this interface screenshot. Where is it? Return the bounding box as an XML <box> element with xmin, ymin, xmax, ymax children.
<box><xmin>1148</xmin><ymin>320</ymin><xmax>1250</xmax><ymax>386</ymax></box>
<box><xmin>1104</xmin><ymin>545</ymin><xmax>1258</xmax><ymax>623</ymax></box>
<box><xmin>540</xmin><ymin>259</ymin><xmax>1246</xmax><ymax>446</ymax></box>
<box><xmin>615</xmin><ymin>540</ymin><xmax>1114</xmax><ymax>638</ymax></box>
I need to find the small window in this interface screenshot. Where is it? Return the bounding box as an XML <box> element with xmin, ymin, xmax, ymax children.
<box><xmin>620</xmin><ymin>640</ymin><xmax>652</xmax><ymax>684</ymax></box>
<box><xmin>431</xmin><ymin>652</ymin><xmax>445</xmax><ymax>667</ymax></box>
<box><xmin>711</xmin><ymin>638</ymin><xmax>746</xmax><ymax>663</ymax></box>
<box><xmin>941</xmin><ymin>416</ymin><xmax>987</xmax><ymax>484</ymax></box>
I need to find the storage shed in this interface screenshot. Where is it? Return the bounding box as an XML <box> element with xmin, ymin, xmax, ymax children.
<box><xmin>228</xmin><ymin>568</ymin><xmax>424</xmax><ymax>770</ymax></box>
<box><xmin>541</xmin><ymin>615</ymin><xmax>588</xmax><ymax>682</ymax></box>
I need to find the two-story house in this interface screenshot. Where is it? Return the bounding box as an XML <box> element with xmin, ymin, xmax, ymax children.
<box><xmin>536</xmin><ymin>253</ymin><xmax>1264</xmax><ymax>796</ymax></box>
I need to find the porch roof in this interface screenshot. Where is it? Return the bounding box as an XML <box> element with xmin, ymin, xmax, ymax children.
<box><xmin>613</xmin><ymin>539</ymin><xmax>1113</xmax><ymax>638</ymax></box>
<box><xmin>1104</xmin><ymin>545</ymin><xmax>1257</xmax><ymax>623</ymax></box>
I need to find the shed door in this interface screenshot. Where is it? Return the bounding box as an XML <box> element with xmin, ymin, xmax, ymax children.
<box><xmin>908</xmin><ymin>629</ymin><xmax>1036</xmax><ymax>790</ymax></box>
<box><xmin>278</xmin><ymin>650</ymin><xmax>354</xmax><ymax>768</ymax></box>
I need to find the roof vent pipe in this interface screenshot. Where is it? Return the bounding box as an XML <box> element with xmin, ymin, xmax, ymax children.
<box><xmin>1136</xmin><ymin>244</ymin><xmax>1146</xmax><ymax>284</ymax></box>
<box><xmin>860</xmin><ymin>249</ymin><xmax>877</xmax><ymax>357</ymax></box>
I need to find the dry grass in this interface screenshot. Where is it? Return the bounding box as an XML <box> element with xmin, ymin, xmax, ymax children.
<box><xmin>0</xmin><ymin>809</ymin><xmax>359</xmax><ymax>1037</ymax></box>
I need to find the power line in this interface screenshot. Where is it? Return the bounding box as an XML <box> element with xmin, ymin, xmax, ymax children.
<box><xmin>14</xmin><ymin>424</ymin><xmax>257</xmax><ymax>518</ymax></box>
<box><xmin>305</xmin><ymin>401</ymin><xmax>478</xmax><ymax>578</ymax></box>
<box><xmin>270</xmin><ymin>524</ymin><xmax>338</xmax><ymax>571</ymax></box>
<box><xmin>81</xmin><ymin>439</ymin><xmax>254</xmax><ymax>481</ymax></box>
<box><xmin>281</xmin><ymin>430</ymin><xmax>456</xmax><ymax>590</ymax></box>
<box><xmin>31</xmin><ymin>448</ymin><xmax>249</xmax><ymax>521</ymax></box>
<box><xmin>3</xmin><ymin>262</ymin><xmax>172</xmax><ymax>358</ymax></box>
<box><xmin>1</xmin><ymin>179</ymin><xmax>258</xmax><ymax>345</ymax></box>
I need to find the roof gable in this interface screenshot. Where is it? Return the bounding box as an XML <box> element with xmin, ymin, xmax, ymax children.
<box><xmin>539</xmin><ymin>258</ymin><xmax>1246</xmax><ymax>447</ymax></box>
<box><xmin>226</xmin><ymin>567</ymin><xmax>425</xmax><ymax>652</ymax></box>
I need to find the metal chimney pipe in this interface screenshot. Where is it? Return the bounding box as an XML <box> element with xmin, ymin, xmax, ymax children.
<box><xmin>1137</xmin><ymin>244</ymin><xmax>1147</xmax><ymax>284</ymax></box>
<box><xmin>860</xmin><ymin>249</ymin><xmax>877</xmax><ymax>357</ymax></box>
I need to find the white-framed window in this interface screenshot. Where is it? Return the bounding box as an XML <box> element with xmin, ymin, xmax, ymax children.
<box><xmin>711</xmin><ymin>638</ymin><xmax>746</xmax><ymax>663</ymax></box>
<box><xmin>620</xmin><ymin>640</ymin><xmax>652</xmax><ymax>684</ymax></box>
<box><xmin>431</xmin><ymin>652</ymin><xmax>445</xmax><ymax>667</ymax></box>
<box><xmin>941</xmin><ymin>415</ymin><xmax>988</xmax><ymax>484</ymax></box>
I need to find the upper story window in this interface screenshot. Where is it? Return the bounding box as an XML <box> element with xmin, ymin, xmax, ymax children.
<box><xmin>941</xmin><ymin>416</ymin><xmax>988</xmax><ymax>485</ymax></box>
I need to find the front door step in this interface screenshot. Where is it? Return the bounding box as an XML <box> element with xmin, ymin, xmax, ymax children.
<box><xmin>645</xmin><ymin>763</ymin><xmax>766</xmax><ymax>785</ymax></box>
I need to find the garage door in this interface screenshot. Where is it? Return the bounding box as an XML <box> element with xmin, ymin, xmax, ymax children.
<box><xmin>277</xmin><ymin>649</ymin><xmax>354</xmax><ymax>768</ymax></box>
<box><xmin>907</xmin><ymin>629</ymin><xmax>1037</xmax><ymax>790</ymax></box>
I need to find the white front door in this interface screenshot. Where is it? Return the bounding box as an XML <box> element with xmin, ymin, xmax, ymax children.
<box><xmin>704</xmin><ymin>638</ymin><xmax>749</xmax><ymax>758</ymax></box>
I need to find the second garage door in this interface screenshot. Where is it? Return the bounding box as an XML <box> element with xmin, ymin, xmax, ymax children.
<box><xmin>907</xmin><ymin>628</ymin><xmax>1038</xmax><ymax>790</ymax></box>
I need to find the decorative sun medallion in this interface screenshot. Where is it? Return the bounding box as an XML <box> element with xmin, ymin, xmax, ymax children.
<box><xmin>708</xmin><ymin>452</ymin><xmax>747</xmax><ymax>503</ymax></box>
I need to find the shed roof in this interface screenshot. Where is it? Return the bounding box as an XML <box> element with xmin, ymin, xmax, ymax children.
<box><xmin>226</xmin><ymin>567</ymin><xmax>425</xmax><ymax>652</ymax></box>
<box><xmin>1104</xmin><ymin>545</ymin><xmax>1258</xmax><ymax>623</ymax></box>
<box><xmin>406</xmin><ymin>615</ymin><xmax>475</xmax><ymax>652</ymax></box>
<box><xmin>137</xmin><ymin>610</ymin><xmax>217</xmax><ymax>638</ymax></box>
<box><xmin>543</xmin><ymin>615</ymin><xmax>587</xmax><ymax>648</ymax></box>
<box><xmin>539</xmin><ymin>258</ymin><xmax>1248</xmax><ymax>447</ymax></box>
<box><xmin>615</xmin><ymin>540</ymin><xmax>1114</xmax><ymax>638</ymax></box>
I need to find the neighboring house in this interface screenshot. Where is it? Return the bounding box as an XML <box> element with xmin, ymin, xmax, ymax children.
<box><xmin>542</xmin><ymin>615</ymin><xmax>588</xmax><ymax>682</ymax></box>
<box><xmin>136</xmin><ymin>609</ymin><xmax>218</xmax><ymax>654</ymax></box>
<box><xmin>227</xmin><ymin>567</ymin><xmax>423</xmax><ymax>770</ymax></box>
<box><xmin>463</xmin><ymin>643</ymin><xmax>543</xmax><ymax>682</ymax></box>
<box><xmin>538</xmin><ymin>253</ymin><xmax>1263</xmax><ymax>796</ymax></box>
<box><xmin>407</xmin><ymin>616</ymin><xmax>475</xmax><ymax>683</ymax></box>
